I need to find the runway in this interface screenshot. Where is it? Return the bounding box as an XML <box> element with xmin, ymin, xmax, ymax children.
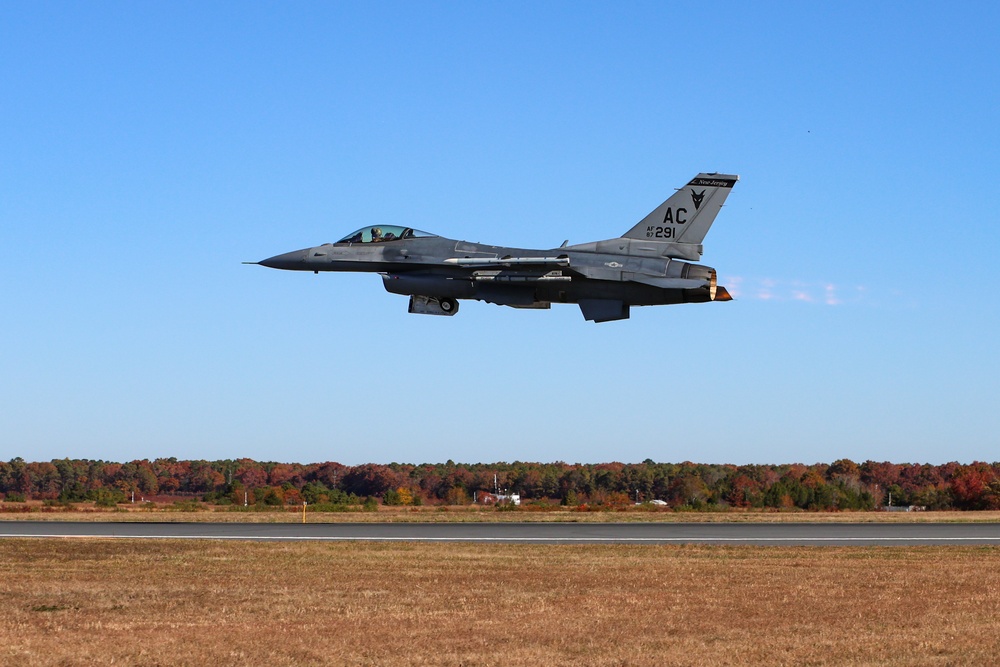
<box><xmin>2</xmin><ymin>521</ymin><xmax>1000</xmax><ymax>545</ymax></box>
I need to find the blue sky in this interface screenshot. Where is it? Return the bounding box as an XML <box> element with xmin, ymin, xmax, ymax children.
<box><xmin>2</xmin><ymin>2</ymin><xmax>998</xmax><ymax>466</ymax></box>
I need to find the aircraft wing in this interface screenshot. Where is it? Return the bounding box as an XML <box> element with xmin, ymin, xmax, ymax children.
<box><xmin>443</xmin><ymin>256</ymin><xmax>570</xmax><ymax>267</ymax></box>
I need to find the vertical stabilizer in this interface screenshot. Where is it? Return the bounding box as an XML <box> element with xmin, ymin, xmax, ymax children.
<box><xmin>623</xmin><ymin>173</ymin><xmax>738</xmax><ymax>247</ymax></box>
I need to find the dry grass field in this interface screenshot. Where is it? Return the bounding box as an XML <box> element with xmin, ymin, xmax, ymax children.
<box><xmin>2</xmin><ymin>539</ymin><xmax>999</xmax><ymax>666</ymax></box>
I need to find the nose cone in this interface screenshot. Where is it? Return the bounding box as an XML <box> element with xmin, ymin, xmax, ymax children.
<box><xmin>258</xmin><ymin>248</ymin><xmax>309</xmax><ymax>270</ymax></box>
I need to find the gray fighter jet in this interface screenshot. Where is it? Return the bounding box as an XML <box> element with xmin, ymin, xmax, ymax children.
<box><xmin>252</xmin><ymin>173</ymin><xmax>737</xmax><ymax>322</ymax></box>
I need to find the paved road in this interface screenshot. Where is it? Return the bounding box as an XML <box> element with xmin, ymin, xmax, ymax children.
<box><xmin>2</xmin><ymin>521</ymin><xmax>1000</xmax><ymax>545</ymax></box>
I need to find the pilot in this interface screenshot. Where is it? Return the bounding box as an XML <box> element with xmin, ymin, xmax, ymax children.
<box><xmin>370</xmin><ymin>227</ymin><xmax>383</xmax><ymax>243</ymax></box>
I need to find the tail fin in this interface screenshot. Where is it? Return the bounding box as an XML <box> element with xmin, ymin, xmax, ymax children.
<box><xmin>623</xmin><ymin>173</ymin><xmax>738</xmax><ymax>255</ymax></box>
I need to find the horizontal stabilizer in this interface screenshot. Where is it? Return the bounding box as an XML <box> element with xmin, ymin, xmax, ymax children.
<box><xmin>625</xmin><ymin>275</ymin><xmax>711</xmax><ymax>290</ymax></box>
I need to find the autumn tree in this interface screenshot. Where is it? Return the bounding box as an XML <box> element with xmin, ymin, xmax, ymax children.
<box><xmin>341</xmin><ymin>464</ymin><xmax>404</xmax><ymax>498</ymax></box>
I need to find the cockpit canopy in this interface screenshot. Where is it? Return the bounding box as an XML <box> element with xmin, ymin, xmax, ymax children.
<box><xmin>336</xmin><ymin>226</ymin><xmax>437</xmax><ymax>244</ymax></box>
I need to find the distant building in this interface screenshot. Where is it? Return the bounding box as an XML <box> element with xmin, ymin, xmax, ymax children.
<box><xmin>475</xmin><ymin>491</ymin><xmax>521</xmax><ymax>506</ymax></box>
<box><xmin>476</xmin><ymin>475</ymin><xmax>521</xmax><ymax>506</ymax></box>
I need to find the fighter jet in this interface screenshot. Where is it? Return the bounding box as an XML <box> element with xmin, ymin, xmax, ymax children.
<box><xmin>252</xmin><ymin>173</ymin><xmax>737</xmax><ymax>322</ymax></box>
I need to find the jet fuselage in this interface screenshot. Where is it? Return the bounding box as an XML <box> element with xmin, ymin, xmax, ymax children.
<box><xmin>254</xmin><ymin>172</ymin><xmax>737</xmax><ymax>321</ymax></box>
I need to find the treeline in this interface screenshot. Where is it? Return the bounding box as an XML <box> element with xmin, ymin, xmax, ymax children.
<box><xmin>2</xmin><ymin>458</ymin><xmax>1000</xmax><ymax>511</ymax></box>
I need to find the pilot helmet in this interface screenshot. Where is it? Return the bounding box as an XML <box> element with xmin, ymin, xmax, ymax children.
<box><xmin>371</xmin><ymin>227</ymin><xmax>382</xmax><ymax>238</ymax></box>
